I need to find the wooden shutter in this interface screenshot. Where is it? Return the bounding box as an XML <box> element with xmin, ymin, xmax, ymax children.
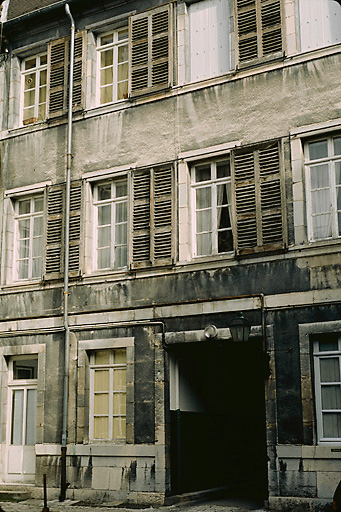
<box><xmin>68</xmin><ymin>181</ymin><xmax>82</xmax><ymax>276</ymax></box>
<box><xmin>45</xmin><ymin>184</ymin><xmax>64</xmax><ymax>279</ymax></box>
<box><xmin>236</xmin><ymin>0</ymin><xmax>282</xmax><ymax>64</ymax></box>
<box><xmin>48</xmin><ymin>31</ymin><xmax>85</xmax><ymax>118</ymax></box>
<box><xmin>232</xmin><ymin>142</ymin><xmax>285</xmax><ymax>255</ymax></box>
<box><xmin>129</xmin><ymin>4</ymin><xmax>173</xmax><ymax>97</ymax></box>
<box><xmin>132</xmin><ymin>166</ymin><xmax>173</xmax><ymax>268</ymax></box>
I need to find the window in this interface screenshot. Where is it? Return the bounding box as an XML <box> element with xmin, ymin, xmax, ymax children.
<box><xmin>299</xmin><ymin>0</ymin><xmax>341</xmax><ymax>52</ymax></box>
<box><xmin>236</xmin><ymin>0</ymin><xmax>283</xmax><ymax>64</ymax></box>
<box><xmin>191</xmin><ymin>159</ymin><xmax>233</xmax><ymax>256</ymax></box>
<box><xmin>305</xmin><ymin>136</ymin><xmax>341</xmax><ymax>241</ymax></box>
<box><xmin>21</xmin><ymin>53</ymin><xmax>47</xmax><ymax>126</ymax></box>
<box><xmin>89</xmin><ymin>349</ymin><xmax>126</xmax><ymax>441</ymax></box>
<box><xmin>313</xmin><ymin>337</ymin><xmax>341</xmax><ymax>443</ymax></box>
<box><xmin>97</xmin><ymin>28</ymin><xmax>128</xmax><ymax>105</ymax></box>
<box><xmin>93</xmin><ymin>178</ymin><xmax>128</xmax><ymax>270</ymax></box>
<box><xmin>188</xmin><ymin>0</ymin><xmax>231</xmax><ymax>81</ymax></box>
<box><xmin>14</xmin><ymin>195</ymin><xmax>44</xmax><ymax>280</ymax></box>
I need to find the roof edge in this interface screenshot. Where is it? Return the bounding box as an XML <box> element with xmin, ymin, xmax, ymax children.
<box><xmin>4</xmin><ymin>0</ymin><xmax>77</xmax><ymax>25</ymax></box>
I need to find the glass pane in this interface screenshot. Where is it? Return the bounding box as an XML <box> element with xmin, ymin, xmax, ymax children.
<box><xmin>94</xmin><ymin>393</ymin><xmax>109</xmax><ymax>414</ymax></box>
<box><xmin>33</xmin><ymin>236</ymin><xmax>43</xmax><ymax>258</ymax></box>
<box><xmin>336</xmin><ymin>161</ymin><xmax>341</xmax><ymax>188</ymax></box>
<box><xmin>100</xmin><ymin>33</ymin><xmax>113</xmax><ymax>46</ymax></box>
<box><xmin>118</xmin><ymin>45</ymin><xmax>128</xmax><ymax>64</ymax></box>
<box><xmin>196</xmin><ymin>210</ymin><xmax>211</xmax><ymax>232</ymax></box>
<box><xmin>114</xmin><ymin>349</ymin><xmax>126</xmax><ymax>364</ymax></box>
<box><xmin>24</xmin><ymin>89</ymin><xmax>35</xmax><ymax>108</ymax></box>
<box><xmin>113</xmin><ymin>393</ymin><xmax>126</xmax><ymax>415</ymax></box>
<box><xmin>34</xmin><ymin>197</ymin><xmax>44</xmax><ymax>212</ymax></box>
<box><xmin>115</xmin><ymin>223</ymin><xmax>127</xmax><ymax>245</ymax></box>
<box><xmin>19</xmin><ymin>239</ymin><xmax>29</xmax><ymax>259</ymax></box>
<box><xmin>23</xmin><ymin>107</ymin><xmax>35</xmax><ymax>122</ymax></box>
<box><xmin>24</xmin><ymin>57</ymin><xmax>36</xmax><ymax>70</ymax></box>
<box><xmin>13</xmin><ymin>359</ymin><xmax>38</xmax><ymax>379</ymax></box>
<box><xmin>32</xmin><ymin>257</ymin><xmax>42</xmax><ymax>278</ymax></box>
<box><xmin>218</xmin><ymin>206</ymin><xmax>230</xmax><ymax>229</ymax></box>
<box><xmin>196</xmin><ymin>187</ymin><xmax>211</xmax><ymax>209</ymax></box>
<box><xmin>25</xmin><ymin>389</ymin><xmax>37</xmax><ymax>445</ymax></box>
<box><xmin>19</xmin><ymin>199</ymin><xmax>31</xmax><ymax>215</ymax></box>
<box><xmin>118</xmin><ymin>62</ymin><xmax>128</xmax><ymax>83</ymax></box>
<box><xmin>33</xmin><ymin>216</ymin><xmax>43</xmax><ymax>237</ymax></box>
<box><xmin>98</xmin><ymin>226</ymin><xmax>111</xmax><ymax>249</ymax></box>
<box><xmin>113</xmin><ymin>417</ymin><xmax>126</xmax><ymax>439</ymax></box>
<box><xmin>197</xmin><ymin>232</ymin><xmax>211</xmax><ymax>256</ymax></box>
<box><xmin>115</xmin><ymin>246</ymin><xmax>127</xmax><ymax>268</ymax></box>
<box><xmin>195</xmin><ymin>165</ymin><xmax>211</xmax><ymax>182</ymax></box>
<box><xmin>101</xmin><ymin>49</ymin><xmax>113</xmax><ymax>69</ymax></box>
<box><xmin>311</xmin><ymin>189</ymin><xmax>331</xmax><ymax>214</ymax></box>
<box><xmin>39</xmin><ymin>86</ymin><xmax>47</xmax><ymax>104</ymax></box>
<box><xmin>217</xmin><ymin>184</ymin><xmax>228</xmax><ymax>207</ymax></box>
<box><xmin>11</xmin><ymin>390</ymin><xmax>24</xmax><ymax>445</ymax></box>
<box><xmin>310</xmin><ymin>164</ymin><xmax>329</xmax><ymax>189</ymax></box>
<box><xmin>40</xmin><ymin>69</ymin><xmax>47</xmax><ymax>86</ymax></box>
<box><xmin>319</xmin><ymin>340</ymin><xmax>338</xmax><ymax>352</ymax></box>
<box><xmin>98</xmin><ymin>248</ymin><xmax>111</xmax><ymax>269</ymax></box>
<box><xmin>24</xmin><ymin>73</ymin><xmax>36</xmax><ymax>90</ymax></box>
<box><xmin>38</xmin><ymin>103</ymin><xmax>46</xmax><ymax>120</ymax></box>
<box><xmin>18</xmin><ymin>260</ymin><xmax>28</xmax><ymax>280</ymax></box>
<box><xmin>320</xmin><ymin>358</ymin><xmax>340</xmax><ymax>383</ymax></box>
<box><xmin>312</xmin><ymin>213</ymin><xmax>332</xmax><ymax>239</ymax></box>
<box><xmin>19</xmin><ymin>219</ymin><xmax>30</xmax><ymax>239</ymax></box>
<box><xmin>101</xmin><ymin>67</ymin><xmax>113</xmax><ymax>87</ymax></box>
<box><xmin>113</xmin><ymin>369</ymin><xmax>126</xmax><ymax>391</ymax></box>
<box><xmin>94</xmin><ymin>350</ymin><xmax>110</xmax><ymax>365</ymax></box>
<box><xmin>309</xmin><ymin>140</ymin><xmax>328</xmax><ymax>160</ymax></box>
<box><xmin>321</xmin><ymin>385</ymin><xmax>341</xmax><ymax>409</ymax></box>
<box><xmin>98</xmin><ymin>184</ymin><xmax>111</xmax><ymax>201</ymax></box>
<box><xmin>40</xmin><ymin>54</ymin><xmax>47</xmax><ymax>66</ymax></box>
<box><xmin>117</xmin><ymin>81</ymin><xmax>128</xmax><ymax>100</ymax></box>
<box><xmin>323</xmin><ymin>413</ymin><xmax>341</xmax><ymax>438</ymax></box>
<box><xmin>94</xmin><ymin>369</ymin><xmax>109</xmax><ymax>392</ymax></box>
<box><xmin>218</xmin><ymin>229</ymin><xmax>233</xmax><ymax>253</ymax></box>
<box><xmin>118</xmin><ymin>28</ymin><xmax>128</xmax><ymax>41</ymax></box>
<box><xmin>98</xmin><ymin>205</ymin><xmax>111</xmax><ymax>226</ymax></box>
<box><xmin>94</xmin><ymin>416</ymin><xmax>109</xmax><ymax>439</ymax></box>
<box><xmin>116</xmin><ymin>180</ymin><xmax>127</xmax><ymax>197</ymax></box>
<box><xmin>116</xmin><ymin>202</ymin><xmax>127</xmax><ymax>223</ymax></box>
<box><xmin>100</xmin><ymin>86</ymin><xmax>113</xmax><ymax>104</ymax></box>
<box><xmin>334</xmin><ymin>138</ymin><xmax>341</xmax><ymax>156</ymax></box>
<box><xmin>217</xmin><ymin>161</ymin><xmax>230</xmax><ymax>179</ymax></box>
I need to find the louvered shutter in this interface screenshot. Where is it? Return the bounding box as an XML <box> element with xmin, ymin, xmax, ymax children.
<box><xmin>48</xmin><ymin>31</ymin><xmax>85</xmax><ymax>117</ymax></box>
<box><xmin>68</xmin><ymin>181</ymin><xmax>82</xmax><ymax>276</ymax></box>
<box><xmin>236</xmin><ymin>0</ymin><xmax>282</xmax><ymax>64</ymax></box>
<box><xmin>232</xmin><ymin>142</ymin><xmax>285</xmax><ymax>254</ymax></box>
<box><xmin>129</xmin><ymin>4</ymin><xmax>173</xmax><ymax>97</ymax></box>
<box><xmin>45</xmin><ymin>185</ymin><xmax>64</xmax><ymax>279</ymax></box>
<box><xmin>152</xmin><ymin>167</ymin><xmax>172</xmax><ymax>265</ymax></box>
<box><xmin>132</xmin><ymin>171</ymin><xmax>151</xmax><ymax>267</ymax></box>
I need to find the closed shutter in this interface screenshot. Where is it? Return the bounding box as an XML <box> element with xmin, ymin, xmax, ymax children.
<box><xmin>236</xmin><ymin>0</ymin><xmax>282</xmax><ymax>64</ymax></box>
<box><xmin>68</xmin><ymin>181</ymin><xmax>82</xmax><ymax>276</ymax></box>
<box><xmin>48</xmin><ymin>31</ymin><xmax>85</xmax><ymax>118</ymax></box>
<box><xmin>132</xmin><ymin>166</ymin><xmax>173</xmax><ymax>268</ymax></box>
<box><xmin>45</xmin><ymin>184</ymin><xmax>64</xmax><ymax>278</ymax></box>
<box><xmin>129</xmin><ymin>4</ymin><xmax>173</xmax><ymax>97</ymax></box>
<box><xmin>232</xmin><ymin>142</ymin><xmax>285</xmax><ymax>254</ymax></box>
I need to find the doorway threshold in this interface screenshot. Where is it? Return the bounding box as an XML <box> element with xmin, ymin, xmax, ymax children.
<box><xmin>165</xmin><ymin>486</ymin><xmax>228</xmax><ymax>506</ymax></box>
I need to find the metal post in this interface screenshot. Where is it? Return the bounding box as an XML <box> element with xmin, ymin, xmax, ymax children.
<box><xmin>42</xmin><ymin>474</ymin><xmax>49</xmax><ymax>512</ymax></box>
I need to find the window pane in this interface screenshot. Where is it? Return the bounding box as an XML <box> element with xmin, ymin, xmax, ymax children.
<box><xmin>33</xmin><ymin>237</ymin><xmax>43</xmax><ymax>258</ymax></box>
<box><xmin>24</xmin><ymin>90</ymin><xmax>35</xmax><ymax>108</ymax></box>
<box><xmin>116</xmin><ymin>181</ymin><xmax>127</xmax><ymax>197</ymax></box>
<box><xmin>197</xmin><ymin>232</ymin><xmax>211</xmax><ymax>255</ymax></box>
<box><xmin>117</xmin><ymin>81</ymin><xmax>128</xmax><ymax>100</ymax></box>
<box><xmin>33</xmin><ymin>216</ymin><xmax>43</xmax><ymax>237</ymax></box>
<box><xmin>319</xmin><ymin>340</ymin><xmax>338</xmax><ymax>352</ymax></box>
<box><xmin>25</xmin><ymin>389</ymin><xmax>37</xmax><ymax>445</ymax></box>
<box><xmin>114</xmin><ymin>349</ymin><xmax>126</xmax><ymax>364</ymax></box>
<box><xmin>196</xmin><ymin>210</ymin><xmax>212</xmax><ymax>232</ymax></box>
<box><xmin>19</xmin><ymin>219</ymin><xmax>30</xmax><ymax>239</ymax></box>
<box><xmin>94</xmin><ymin>416</ymin><xmax>109</xmax><ymax>439</ymax></box>
<box><xmin>19</xmin><ymin>199</ymin><xmax>31</xmax><ymax>215</ymax></box>
<box><xmin>18</xmin><ymin>260</ymin><xmax>29</xmax><ymax>280</ymax></box>
<box><xmin>40</xmin><ymin>54</ymin><xmax>47</xmax><ymax>66</ymax></box>
<box><xmin>94</xmin><ymin>370</ymin><xmax>109</xmax><ymax>392</ymax></box>
<box><xmin>312</xmin><ymin>213</ymin><xmax>332</xmax><ymax>239</ymax></box>
<box><xmin>310</xmin><ymin>164</ymin><xmax>329</xmax><ymax>189</ymax></box>
<box><xmin>334</xmin><ymin>138</ymin><xmax>341</xmax><ymax>156</ymax></box>
<box><xmin>118</xmin><ymin>28</ymin><xmax>128</xmax><ymax>41</ymax></box>
<box><xmin>309</xmin><ymin>140</ymin><xmax>328</xmax><ymax>160</ymax></box>
<box><xmin>19</xmin><ymin>239</ymin><xmax>29</xmax><ymax>259</ymax></box>
<box><xmin>218</xmin><ymin>229</ymin><xmax>233</xmax><ymax>253</ymax></box>
<box><xmin>98</xmin><ymin>184</ymin><xmax>111</xmax><ymax>201</ymax></box>
<box><xmin>98</xmin><ymin>226</ymin><xmax>111</xmax><ymax>249</ymax></box>
<box><xmin>113</xmin><ymin>393</ymin><xmax>126</xmax><ymax>415</ymax></box>
<box><xmin>101</xmin><ymin>67</ymin><xmax>113</xmax><ymax>87</ymax></box>
<box><xmin>115</xmin><ymin>246</ymin><xmax>127</xmax><ymax>268</ymax></box>
<box><xmin>320</xmin><ymin>358</ymin><xmax>340</xmax><ymax>382</ymax></box>
<box><xmin>100</xmin><ymin>86</ymin><xmax>113</xmax><ymax>104</ymax></box>
<box><xmin>218</xmin><ymin>206</ymin><xmax>230</xmax><ymax>229</ymax></box>
<box><xmin>94</xmin><ymin>393</ymin><xmax>109</xmax><ymax>414</ymax></box>
<box><xmin>11</xmin><ymin>390</ymin><xmax>24</xmax><ymax>445</ymax></box>
<box><xmin>113</xmin><ymin>369</ymin><xmax>126</xmax><ymax>391</ymax></box>
<box><xmin>321</xmin><ymin>385</ymin><xmax>341</xmax><ymax>409</ymax></box>
<box><xmin>23</xmin><ymin>107</ymin><xmax>35</xmax><ymax>122</ymax></box>
<box><xmin>217</xmin><ymin>184</ymin><xmax>229</xmax><ymax>207</ymax></box>
<box><xmin>13</xmin><ymin>359</ymin><xmax>38</xmax><ymax>379</ymax></box>
<box><xmin>98</xmin><ymin>248</ymin><xmax>111</xmax><ymax>269</ymax></box>
<box><xmin>116</xmin><ymin>202</ymin><xmax>127</xmax><ymax>223</ymax></box>
<box><xmin>311</xmin><ymin>189</ymin><xmax>331</xmax><ymax>214</ymax></box>
<box><xmin>40</xmin><ymin>69</ymin><xmax>47</xmax><ymax>87</ymax></box>
<box><xmin>32</xmin><ymin>257</ymin><xmax>42</xmax><ymax>278</ymax></box>
<box><xmin>115</xmin><ymin>224</ymin><xmax>127</xmax><ymax>246</ymax></box>
<box><xmin>24</xmin><ymin>58</ymin><xmax>36</xmax><ymax>70</ymax></box>
<box><xmin>100</xmin><ymin>34</ymin><xmax>113</xmax><ymax>46</ymax></box>
<box><xmin>195</xmin><ymin>165</ymin><xmax>211</xmax><ymax>182</ymax></box>
<box><xmin>217</xmin><ymin>161</ymin><xmax>230</xmax><ymax>179</ymax></box>
<box><xmin>323</xmin><ymin>413</ymin><xmax>341</xmax><ymax>438</ymax></box>
<box><xmin>34</xmin><ymin>197</ymin><xmax>44</xmax><ymax>212</ymax></box>
<box><xmin>39</xmin><ymin>86</ymin><xmax>47</xmax><ymax>104</ymax></box>
<box><xmin>113</xmin><ymin>417</ymin><xmax>126</xmax><ymax>439</ymax></box>
<box><xmin>38</xmin><ymin>103</ymin><xmax>46</xmax><ymax>120</ymax></box>
<box><xmin>24</xmin><ymin>73</ymin><xmax>36</xmax><ymax>90</ymax></box>
<box><xmin>94</xmin><ymin>350</ymin><xmax>110</xmax><ymax>365</ymax></box>
<box><xmin>196</xmin><ymin>187</ymin><xmax>211</xmax><ymax>209</ymax></box>
<box><xmin>101</xmin><ymin>49</ymin><xmax>113</xmax><ymax>68</ymax></box>
<box><xmin>98</xmin><ymin>205</ymin><xmax>111</xmax><ymax>226</ymax></box>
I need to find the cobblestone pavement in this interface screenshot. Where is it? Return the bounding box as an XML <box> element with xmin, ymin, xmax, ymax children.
<box><xmin>0</xmin><ymin>498</ymin><xmax>267</xmax><ymax>512</ymax></box>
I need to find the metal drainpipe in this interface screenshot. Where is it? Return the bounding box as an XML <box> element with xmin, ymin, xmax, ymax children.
<box><xmin>60</xmin><ymin>3</ymin><xmax>75</xmax><ymax>502</ymax></box>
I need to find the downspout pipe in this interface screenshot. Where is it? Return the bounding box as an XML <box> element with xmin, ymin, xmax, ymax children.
<box><xmin>60</xmin><ymin>3</ymin><xmax>75</xmax><ymax>502</ymax></box>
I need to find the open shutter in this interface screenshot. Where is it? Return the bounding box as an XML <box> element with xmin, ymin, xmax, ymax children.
<box><xmin>48</xmin><ymin>31</ymin><xmax>85</xmax><ymax>117</ymax></box>
<box><xmin>68</xmin><ymin>181</ymin><xmax>82</xmax><ymax>276</ymax></box>
<box><xmin>236</xmin><ymin>0</ymin><xmax>282</xmax><ymax>64</ymax></box>
<box><xmin>132</xmin><ymin>170</ymin><xmax>151</xmax><ymax>267</ymax></box>
<box><xmin>152</xmin><ymin>167</ymin><xmax>173</xmax><ymax>265</ymax></box>
<box><xmin>45</xmin><ymin>184</ymin><xmax>64</xmax><ymax>279</ymax></box>
<box><xmin>129</xmin><ymin>4</ymin><xmax>173</xmax><ymax>97</ymax></box>
<box><xmin>233</xmin><ymin>142</ymin><xmax>285</xmax><ymax>254</ymax></box>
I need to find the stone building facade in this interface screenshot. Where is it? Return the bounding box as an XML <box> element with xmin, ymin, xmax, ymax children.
<box><xmin>0</xmin><ymin>0</ymin><xmax>340</xmax><ymax>509</ymax></box>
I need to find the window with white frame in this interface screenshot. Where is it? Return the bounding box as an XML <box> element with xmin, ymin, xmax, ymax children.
<box><xmin>93</xmin><ymin>178</ymin><xmax>128</xmax><ymax>270</ymax></box>
<box><xmin>89</xmin><ymin>349</ymin><xmax>126</xmax><ymax>441</ymax></box>
<box><xmin>299</xmin><ymin>0</ymin><xmax>341</xmax><ymax>53</ymax></box>
<box><xmin>313</xmin><ymin>336</ymin><xmax>341</xmax><ymax>443</ymax></box>
<box><xmin>14</xmin><ymin>195</ymin><xmax>44</xmax><ymax>280</ymax></box>
<box><xmin>21</xmin><ymin>53</ymin><xmax>47</xmax><ymax>126</ymax></box>
<box><xmin>97</xmin><ymin>28</ymin><xmax>128</xmax><ymax>105</ymax></box>
<box><xmin>191</xmin><ymin>159</ymin><xmax>233</xmax><ymax>256</ymax></box>
<box><xmin>305</xmin><ymin>135</ymin><xmax>341</xmax><ymax>241</ymax></box>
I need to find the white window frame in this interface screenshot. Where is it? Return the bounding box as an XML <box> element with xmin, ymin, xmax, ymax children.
<box><xmin>89</xmin><ymin>349</ymin><xmax>127</xmax><ymax>442</ymax></box>
<box><xmin>305</xmin><ymin>135</ymin><xmax>341</xmax><ymax>242</ymax></box>
<box><xmin>191</xmin><ymin>157</ymin><xmax>233</xmax><ymax>257</ymax></box>
<box><xmin>20</xmin><ymin>52</ymin><xmax>47</xmax><ymax>126</ymax></box>
<box><xmin>313</xmin><ymin>337</ymin><xmax>341</xmax><ymax>444</ymax></box>
<box><xmin>96</xmin><ymin>27</ymin><xmax>129</xmax><ymax>106</ymax></box>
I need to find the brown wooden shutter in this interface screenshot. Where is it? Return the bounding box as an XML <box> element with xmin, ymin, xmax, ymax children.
<box><xmin>45</xmin><ymin>184</ymin><xmax>64</xmax><ymax>278</ymax></box>
<box><xmin>68</xmin><ymin>181</ymin><xmax>82</xmax><ymax>276</ymax></box>
<box><xmin>48</xmin><ymin>31</ymin><xmax>85</xmax><ymax>117</ymax></box>
<box><xmin>232</xmin><ymin>142</ymin><xmax>285</xmax><ymax>254</ymax></box>
<box><xmin>132</xmin><ymin>170</ymin><xmax>151</xmax><ymax>267</ymax></box>
<box><xmin>152</xmin><ymin>166</ymin><xmax>172</xmax><ymax>265</ymax></box>
<box><xmin>236</xmin><ymin>0</ymin><xmax>282</xmax><ymax>64</ymax></box>
<box><xmin>129</xmin><ymin>4</ymin><xmax>173</xmax><ymax>97</ymax></box>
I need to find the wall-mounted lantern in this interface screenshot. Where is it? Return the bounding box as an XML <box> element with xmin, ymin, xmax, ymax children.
<box><xmin>229</xmin><ymin>312</ymin><xmax>251</xmax><ymax>342</ymax></box>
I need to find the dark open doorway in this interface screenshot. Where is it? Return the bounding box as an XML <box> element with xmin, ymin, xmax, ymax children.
<box><xmin>169</xmin><ymin>339</ymin><xmax>268</xmax><ymax>500</ymax></box>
